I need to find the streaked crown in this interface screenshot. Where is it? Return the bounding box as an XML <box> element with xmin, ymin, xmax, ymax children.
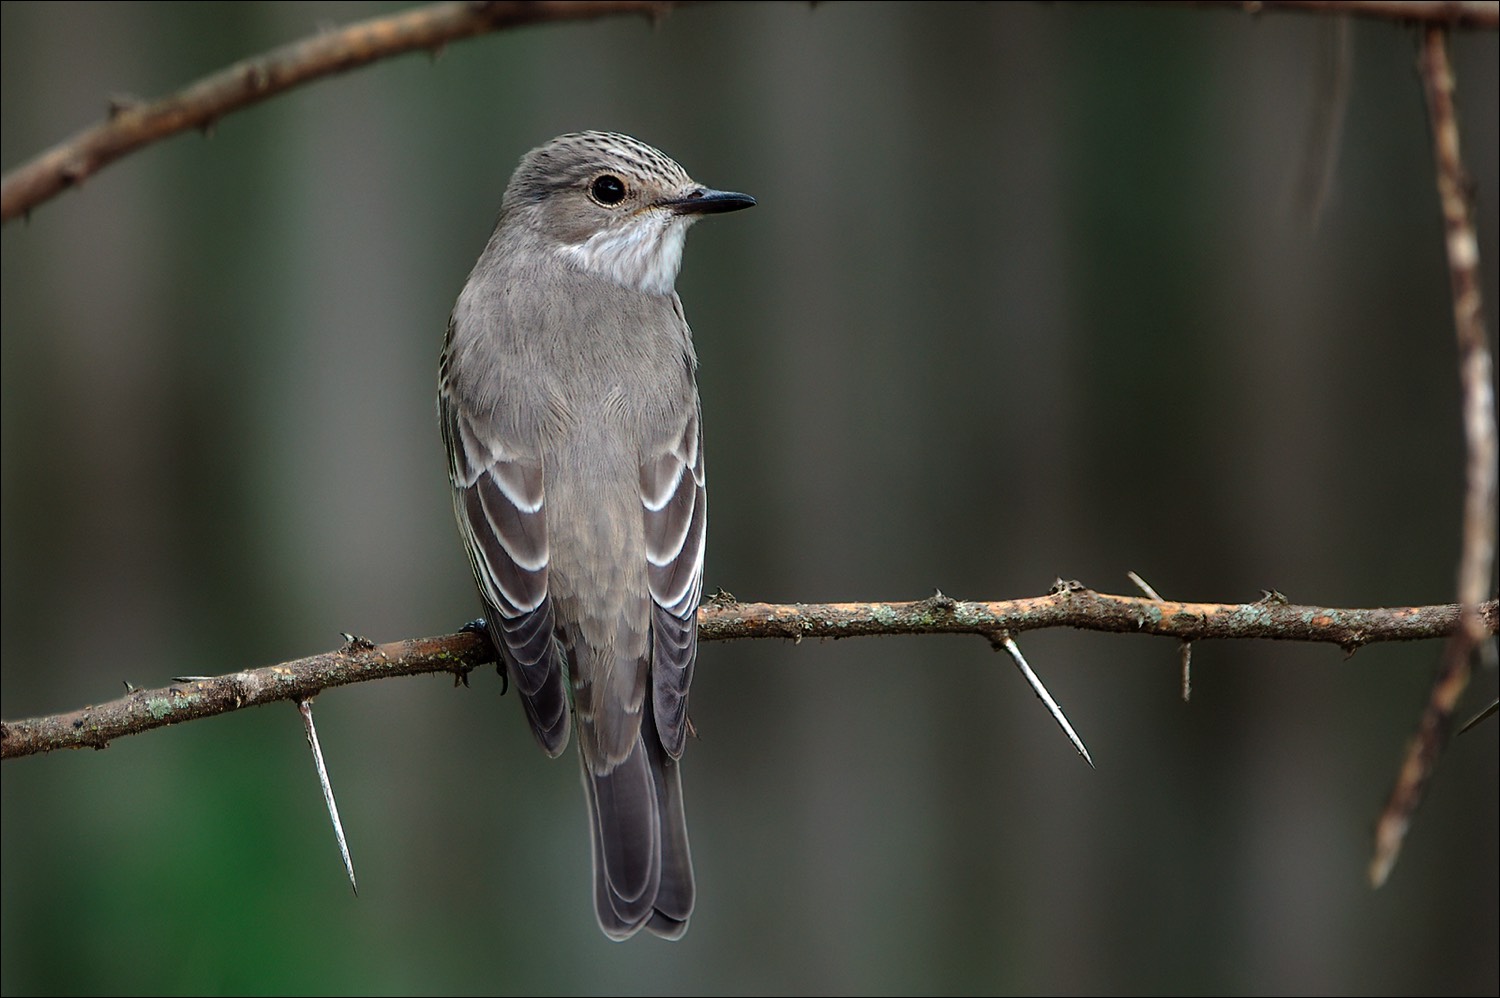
<box><xmin>499</xmin><ymin>131</ymin><xmax>754</xmax><ymax>296</ymax></box>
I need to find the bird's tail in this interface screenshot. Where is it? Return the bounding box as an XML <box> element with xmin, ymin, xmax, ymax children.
<box><xmin>580</xmin><ymin>702</ymin><xmax>694</xmax><ymax>941</ymax></box>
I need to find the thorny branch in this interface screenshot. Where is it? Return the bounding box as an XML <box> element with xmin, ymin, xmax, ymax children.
<box><xmin>1</xmin><ymin>0</ymin><xmax>1495</xmax><ymax>893</ymax></box>
<box><xmin>4</xmin><ymin>589</ymin><xmax>1495</xmax><ymax>760</ymax></box>
<box><xmin>1368</xmin><ymin>26</ymin><xmax>1500</xmax><ymax>889</ymax></box>
<box><xmin>0</xmin><ymin>1</ymin><xmax>697</xmax><ymax>223</ymax></box>
<box><xmin>2</xmin><ymin>0</ymin><xmax>1496</xmax><ymax>222</ymax></box>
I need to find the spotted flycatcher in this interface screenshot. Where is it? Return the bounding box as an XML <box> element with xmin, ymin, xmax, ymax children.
<box><xmin>439</xmin><ymin>131</ymin><xmax>753</xmax><ymax>940</ymax></box>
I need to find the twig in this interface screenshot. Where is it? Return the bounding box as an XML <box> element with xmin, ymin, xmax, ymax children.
<box><xmin>1149</xmin><ymin>0</ymin><xmax>1500</xmax><ymax>28</ymax></box>
<box><xmin>2</xmin><ymin>632</ymin><xmax>491</xmax><ymax>760</ymax></box>
<box><xmin>0</xmin><ymin>1</ymin><xmax>695</xmax><ymax>223</ymax></box>
<box><xmin>1370</xmin><ymin>26</ymin><xmax>1500</xmax><ymax>889</ymax></box>
<box><xmin>1128</xmin><ymin>571</ymin><xmax>1193</xmax><ymax>701</ymax></box>
<box><xmin>5</xmin><ymin>1</ymin><xmax>1496</xmax><ymax>224</ymax></box>
<box><xmin>4</xmin><ymin>588</ymin><xmax>1494</xmax><ymax>761</ymax></box>
<box><xmin>698</xmin><ymin>588</ymin><xmax>1494</xmax><ymax>647</ymax></box>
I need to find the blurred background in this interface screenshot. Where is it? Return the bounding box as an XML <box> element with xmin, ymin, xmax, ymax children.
<box><xmin>3</xmin><ymin>2</ymin><xmax>1496</xmax><ymax>994</ymax></box>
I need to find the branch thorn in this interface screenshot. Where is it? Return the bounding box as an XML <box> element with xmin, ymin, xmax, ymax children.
<box><xmin>994</xmin><ymin>632</ymin><xmax>1094</xmax><ymax>769</ymax></box>
<box><xmin>1129</xmin><ymin>571</ymin><xmax>1193</xmax><ymax>701</ymax></box>
<box><xmin>297</xmin><ymin>698</ymin><xmax>357</xmax><ymax>895</ymax></box>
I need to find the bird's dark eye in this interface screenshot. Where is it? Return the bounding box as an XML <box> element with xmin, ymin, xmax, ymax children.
<box><xmin>590</xmin><ymin>174</ymin><xmax>627</xmax><ymax>205</ymax></box>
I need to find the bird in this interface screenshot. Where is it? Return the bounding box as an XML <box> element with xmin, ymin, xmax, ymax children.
<box><xmin>438</xmin><ymin>131</ymin><xmax>754</xmax><ymax>940</ymax></box>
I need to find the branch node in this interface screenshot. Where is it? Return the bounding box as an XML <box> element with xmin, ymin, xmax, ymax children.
<box><xmin>706</xmin><ymin>588</ymin><xmax>739</xmax><ymax>609</ymax></box>
<box><xmin>917</xmin><ymin>589</ymin><xmax>958</xmax><ymax>616</ymax></box>
<box><xmin>340</xmin><ymin>632</ymin><xmax>377</xmax><ymax>654</ymax></box>
<box><xmin>58</xmin><ymin>159</ymin><xmax>88</xmax><ymax>188</ymax></box>
<box><xmin>240</xmin><ymin>62</ymin><xmax>269</xmax><ymax>93</ymax></box>
<box><xmin>1127</xmin><ymin>572</ymin><xmax>1193</xmax><ymax>697</ymax></box>
<box><xmin>106</xmin><ymin>93</ymin><xmax>142</xmax><ymax>119</ymax></box>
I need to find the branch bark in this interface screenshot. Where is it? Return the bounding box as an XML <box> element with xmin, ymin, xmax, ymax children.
<box><xmin>1155</xmin><ymin>0</ymin><xmax>1499</xmax><ymax>28</ymax></box>
<box><xmin>0</xmin><ymin>0</ymin><xmax>696</xmax><ymax>223</ymax></box>
<box><xmin>3</xmin><ymin>0</ymin><xmax>1496</xmax><ymax>223</ymax></box>
<box><xmin>4</xmin><ymin>589</ymin><xmax>1495</xmax><ymax>761</ymax></box>
<box><xmin>1369</xmin><ymin>25</ymin><xmax>1500</xmax><ymax>889</ymax></box>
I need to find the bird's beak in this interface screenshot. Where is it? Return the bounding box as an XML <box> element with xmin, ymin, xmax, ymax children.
<box><xmin>663</xmin><ymin>187</ymin><xmax>757</xmax><ymax>215</ymax></box>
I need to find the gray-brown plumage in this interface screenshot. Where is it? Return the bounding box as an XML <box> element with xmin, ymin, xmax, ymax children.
<box><xmin>439</xmin><ymin>131</ymin><xmax>753</xmax><ymax>940</ymax></box>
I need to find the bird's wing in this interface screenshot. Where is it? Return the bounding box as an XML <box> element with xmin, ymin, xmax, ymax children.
<box><xmin>639</xmin><ymin>402</ymin><xmax>704</xmax><ymax>760</ymax></box>
<box><xmin>441</xmin><ymin>380</ymin><xmax>569</xmax><ymax>755</ymax></box>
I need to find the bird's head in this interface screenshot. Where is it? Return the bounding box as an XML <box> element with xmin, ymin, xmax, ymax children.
<box><xmin>500</xmin><ymin>130</ymin><xmax>755</xmax><ymax>296</ymax></box>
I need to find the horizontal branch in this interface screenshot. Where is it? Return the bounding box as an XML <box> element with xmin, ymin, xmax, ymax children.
<box><xmin>0</xmin><ymin>633</ymin><xmax>494</xmax><ymax>761</ymax></box>
<box><xmin>4</xmin><ymin>588</ymin><xmax>1494</xmax><ymax>761</ymax></box>
<box><xmin>697</xmin><ymin>588</ymin><xmax>1495</xmax><ymax>646</ymax></box>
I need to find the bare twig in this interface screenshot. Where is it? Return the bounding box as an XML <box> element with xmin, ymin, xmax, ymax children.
<box><xmin>1</xmin><ymin>632</ymin><xmax>492</xmax><ymax>760</ymax></box>
<box><xmin>1128</xmin><ymin>571</ymin><xmax>1194</xmax><ymax>701</ymax></box>
<box><xmin>4</xmin><ymin>589</ymin><xmax>1494</xmax><ymax>761</ymax></box>
<box><xmin>0</xmin><ymin>1</ymin><xmax>695</xmax><ymax>223</ymax></box>
<box><xmin>698</xmin><ymin>588</ymin><xmax>1494</xmax><ymax>647</ymax></box>
<box><xmin>1150</xmin><ymin>0</ymin><xmax>1500</xmax><ymax>28</ymax></box>
<box><xmin>1370</xmin><ymin>26</ymin><xmax>1499</xmax><ymax>889</ymax></box>
<box><xmin>5</xmin><ymin>1</ymin><xmax>1496</xmax><ymax>224</ymax></box>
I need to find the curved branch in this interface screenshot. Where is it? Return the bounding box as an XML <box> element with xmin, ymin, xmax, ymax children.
<box><xmin>0</xmin><ymin>633</ymin><xmax>494</xmax><ymax>761</ymax></box>
<box><xmin>5</xmin><ymin>1</ymin><xmax>1497</xmax><ymax>224</ymax></box>
<box><xmin>0</xmin><ymin>0</ymin><xmax>695</xmax><ymax>223</ymax></box>
<box><xmin>4</xmin><ymin>589</ymin><xmax>1494</xmax><ymax>760</ymax></box>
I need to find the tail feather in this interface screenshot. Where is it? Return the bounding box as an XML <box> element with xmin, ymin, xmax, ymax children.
<box><xmin>582</xmin><ymin>706</ymin><xmax>695</xmax><ymax>941</ymax></box>
<box><xmin>643</xmin><ymin>726</ymin><xmax>693</xmax><ymax>940</ymax></box>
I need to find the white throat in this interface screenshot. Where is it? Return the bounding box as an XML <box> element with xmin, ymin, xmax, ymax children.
<box><xmin>558</xmin><ymin>213</ymin><xmax>690</xmax><ymax>296</ymax></box>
